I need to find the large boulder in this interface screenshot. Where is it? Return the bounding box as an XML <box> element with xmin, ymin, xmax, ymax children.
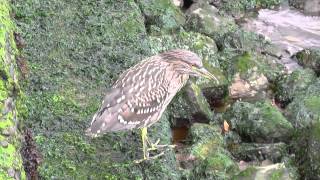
<box><xmin>13</xmin><ymin>0</ymin><xmax>185</xmax><ymax>179</ymax></box>
<box><xmin>224</xmin><ymin>101</ymin><xmax>293</xmax><ymax>143</ymax></box>
<box><xmin>0</xmin><ymin>1</ymin><xmax>26</xmax><ymax>179</ymax></box>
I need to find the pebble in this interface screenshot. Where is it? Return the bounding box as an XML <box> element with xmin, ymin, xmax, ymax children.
<box><xmin>7</xmin><ymin>168</ymin><xmax>15</xmax><ymax>177</ymax></box>
<box><xmin>0</xmin><ymin>140</ymin><xmax>9</xmax><ymax>148</ymax></box>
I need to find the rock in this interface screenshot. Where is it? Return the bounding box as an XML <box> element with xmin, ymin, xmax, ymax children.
<box><xmin>229</xmin><ymin>72</ymin><xmax>268</xmax><ymax>100</ymax></box>
<box><xmin>285</xmin><ymin>82</ymin><xmax>320</xmax><ymax>178</ymax></box>
<box><xmin>185</xmin><ymin>2</ymin><xmax>237</xmax><ymax>41</ymax></box>
<box><xmin>0</xmin><ymin>141</ymin><xmax>9</xmax><ymax>148</ymax></box>
<box><xmin>227</xmin><ymin>52</ymin><xmax>271</xmax><ymax>100</ymax></box>
<box><xmin>169</xmin><ymin>82</ymin><xmax>213</xmax><ymax>126</ymax></box>
<box><xmin>217</xmin><ymin>0</ymin><xmax>281</xmax><ymax>16</ymax></box>
<box><xmin>289</xmin><ymin>0</ymin><xmax>320</xmax><ymax>16</ymax></box>
<box><xmin>13</xmin><ymin>0</ymin><xmax>184</xmax><ymax>179</ymax></box>
<box><xmin>225</xmin><ymin>101</ymin><xmax>293</xmax><ymax>143</ymax></box>
<box><xmin>183</xmin><ymin>123</ymin><xmax>239</xmax><ymax>179</ymax></box>
<box><xmin>229</xmin><ymin>143</ymin><xmax>287</xmax><ymax>163</ymax></box>
<box><xmin>274</xmin><ymin>68</ymin><xmax>316</xmax><ymax>108</ymax></box>
<box><xmin>293</xmin><ymin>48</ymin><xmax>320</xmax><ymax>75</ymax></box>
<box><xmin>285</xmin><ymin>79</ymin><xmax>320</xmax><ymax>128</ymax></box>
<box><xmin>0</xmin><ymin>1</ymin><xmax>26</xmax><ymax>179</ymax></box>
<box><xmin>136</xmin><ymin>0</ymin><xmax>186</xmax><ymax>33</ymax></box>
<box><xmin>149</xmin><ymin>30</ymin><xmax>219</xmax><ymax>60</ymax></box>
<box><xmin>291</xmin><ymin>121</ymin><xmax>320</xmax><ymax>180</ymax></box>
<box><xmin>196</xmin><ymin>66</ymin><xmax>229</xmax><ymax>107</ymax></box>
<box><xmin>233</xmin><ymin>163</ymin><xmax>298</xmax><ymax>180</ymax></box>
<box><xmin>7</xmin><ymin>168</ymin><xmax>15</xmax><ymax>177</ymax></box>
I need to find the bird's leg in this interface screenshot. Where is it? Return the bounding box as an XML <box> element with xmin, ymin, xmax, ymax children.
<box><xmin>134</xmin><ymin>127</ymin><xmax>175</xmax><ymax>163</ymax></box>
<box><xmin>141</xmin><ymin>127</ymin><xmax>149</xmax><ymax>160</ymax></box>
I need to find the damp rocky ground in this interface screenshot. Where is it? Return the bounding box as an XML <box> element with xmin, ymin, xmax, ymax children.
<box><xmin>0</xmin><ymin>0</ymin><xmax>319</xmax><ymax>179</ymax></box>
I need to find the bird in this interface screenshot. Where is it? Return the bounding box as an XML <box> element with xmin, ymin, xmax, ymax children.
<box><xmin>85</xmin><ymin>49</ymin><xmax>218</xmax><ymax>161</ymax></box>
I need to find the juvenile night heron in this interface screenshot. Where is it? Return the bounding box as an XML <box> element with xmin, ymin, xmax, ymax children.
<box><xmin>86</xmin><ymin>49</ymin><xmax>217</xmax><ymax>161</ymax></box>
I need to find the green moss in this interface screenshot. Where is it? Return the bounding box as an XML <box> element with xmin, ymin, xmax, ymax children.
<box><xmin>304</xmin><ymin>96</ymin><xmax>320</xmax><ymax>115</ymax></box>
<box><xmin>260</xmin><ymin>101</ymin><xmax>293</xmax><ymax>130</ymax></box>
<box><xmin>226</xmin><ymin>101</ymin><xmax>293</xmax><ymax>142</ymax></box>
<box><xmin>235</xmin><ymin>52</ymin><xmax>255</xmax><ymax>74</ymax></box>
<box><xmin>311</xmin><ymin>120</ymin><xmax>320</xmax><ymax>141</ymax></box>
<box><xmin>206</xmin><ymin>152</ymin><xmax>236</xmax><ymax>172</ymax></box>
<box><xmin>136</xmin><ymin>0</ymin><xmax>185</xmax><ymax>32</ymax></box>
<box><xmin>275</xmin><ymin>68</ymin><xmax>316</xmax><ymax>107</ymax></box>
<box><xmin>0</xmin><ymin>112</ymin><xmax>14</xmax><ymax>129</ymax></box>
<box><xmin>189</xmin><ymin>123</ymin><xmax>239</xmax><ymax>178</ymax></box>
<box><xmin>0</xmin><ymin>0</ymin><xmax>26</xmax><ymax>179</ymax></box>
<box><xmin>220</xmin><ymin>0</ymin><xmax>280</xmax><ymax>15</ymax></box>
<box><xmin>233</xmin><ymin>166</ymin><xmax>257</xmax><ymax>179</ymax></box>
<box><xmin>0</xmin><ymin>144</ymin><xmax>16</xmax><ymax>168</ymax></box>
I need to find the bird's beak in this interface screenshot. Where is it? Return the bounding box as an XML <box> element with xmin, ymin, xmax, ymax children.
<box><xmin>192</xmin><ymin>66</ymin><xmax>219</xmax><ymax>83</ymax></box>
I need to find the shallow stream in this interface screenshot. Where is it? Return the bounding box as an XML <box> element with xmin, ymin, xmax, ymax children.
<box><xmin>242</xmin><ymin>5</ymin><xmax>320</xmax><ymax>72</ymax></box>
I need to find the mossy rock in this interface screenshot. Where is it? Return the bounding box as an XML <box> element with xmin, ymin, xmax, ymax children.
<box><xmin>13</xmin><ymin>0</ymin><xmax>184</xmax><ymax>178</ymax></box>
<box><xmin>136</xmin><ymin>0</ymin><xmax>186</xmax><ymax>33</ymax></box>
<box><xmin>221</xmin><ymin>49</ymin><xmax>285</xmax><ymax>83</ymax></box>
<box><xmin>185</xmin><ymin>123</ymin><xmax>239</xmax><ymax>179</ymax></box>
<box><xmin>291</xmin><ymin>120</ymin><xmax>320</xmax><ymax>180</ymax></box>
<box><xmin>286</xmin><ymin>95</ymin><xmax>320</xmax><ymax>128</ymax></box>
<box><xmin>218</xmin><ymin>0</ymin><xmax>281</xmax><ymax>16</ymax></box>
<box><xmin>185</xmin><ymin>3</ymin><xmax>237</xmax><ymax>42</ymax></box>
<box><xmin>225</xmin><ymin>100</ymin><xmax>293</xmax><ymax>143</ymax></box>
<box><xmin>275</xmin><ymin>68</ymin><xmax>317</xmax><ymax>108</ymax></box>
<box><xmin>37</xmin><ymin>112</ymin><xmax>181</xmax><ymax>179</ymax></box>
<box><xmin>230</xmin><ymin>143</ymin><xmax>287</xmax><ymax>163</ymax></box>
<box><xmin>293</xmin><ymin>48</ymin><xmax>320</xmax><ymax>75</ymax></box>
<box><xmin>0</xmin><ymin>1</ymin><xmax>26</xmax><ymax>179</ymax></box>
<box><xmin>168</xmin><ymin>81</ymin><xmax>214</xmax><ymax>126</ymax></box>
<box><xmin>282</xmin><ymin>87</ymin><xmax>320</xmax><ymax>178</ymax></box>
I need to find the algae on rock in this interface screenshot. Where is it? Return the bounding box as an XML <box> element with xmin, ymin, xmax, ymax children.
<box><xmin>0</xmin><ymin>1</ymin><xmax>26</xmax><ymax>179</ymax></box>
<box><xmin>13</xmin><ymin>0</ymin><xmax>183</xmax><ymax>179</ymax></box>
<box><xmin>185</xmin><ymin>123</ymin><xmax>239</xmax><ymax>180</ymax></box>
<box><xmin>225</xmin><ymin>100</ymin><xmax>293</xmax><ymax>143</ymax></box>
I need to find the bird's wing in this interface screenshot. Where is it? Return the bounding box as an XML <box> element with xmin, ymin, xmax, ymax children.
<box><xmin>86</xmin><ymin>84</ymin><xmax>168</xmax><ymax>137</ymax></box>
<box><xmin>86</xmin><ymin>61</ymin><xmax>169</xmax><ymax>137</ymax></box>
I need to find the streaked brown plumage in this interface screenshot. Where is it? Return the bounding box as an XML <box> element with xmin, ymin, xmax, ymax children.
<box><xmin>85</xmin><ymin>49</ymin><xmax>217</xmax><ymax>160</ymax></box>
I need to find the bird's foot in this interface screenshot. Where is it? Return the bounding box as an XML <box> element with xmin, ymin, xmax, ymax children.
<box><xmin>133</xmin><ymin>151</ymin><xmax>165</xmax><ymax>164</ymax></box>
<box><xmin>146</xmin><ymin>138</ymin><xmax>176</xmax><ymax>151</ymax></box>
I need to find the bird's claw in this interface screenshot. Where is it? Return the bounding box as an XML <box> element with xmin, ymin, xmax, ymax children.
<box><xmin>134</xmin><ymin>151</ymin><xmax>165</xmax><ymax>164</ymax></box>
<box><xmin>147</xmin><ymin>144</ymin><xmax>176</xmax><ymax>152</ymax></box>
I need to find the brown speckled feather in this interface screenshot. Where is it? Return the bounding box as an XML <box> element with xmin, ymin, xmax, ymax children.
<box><xmin>86</xmin><ymin>50</ymin><xmax>192</xmax><ymax>137</ymax></box>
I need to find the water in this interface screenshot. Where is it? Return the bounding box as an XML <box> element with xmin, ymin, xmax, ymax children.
<box><xmin>242</xmin><ymin>6</ymin><xmax>320</xmax><ymax>72</ymax></box>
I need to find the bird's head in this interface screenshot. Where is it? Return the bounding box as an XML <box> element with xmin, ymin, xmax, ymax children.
<box><xmin>160</xmin><ymin>49</ymin><xmax>218</xmax><ymax>82</ymax></box>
